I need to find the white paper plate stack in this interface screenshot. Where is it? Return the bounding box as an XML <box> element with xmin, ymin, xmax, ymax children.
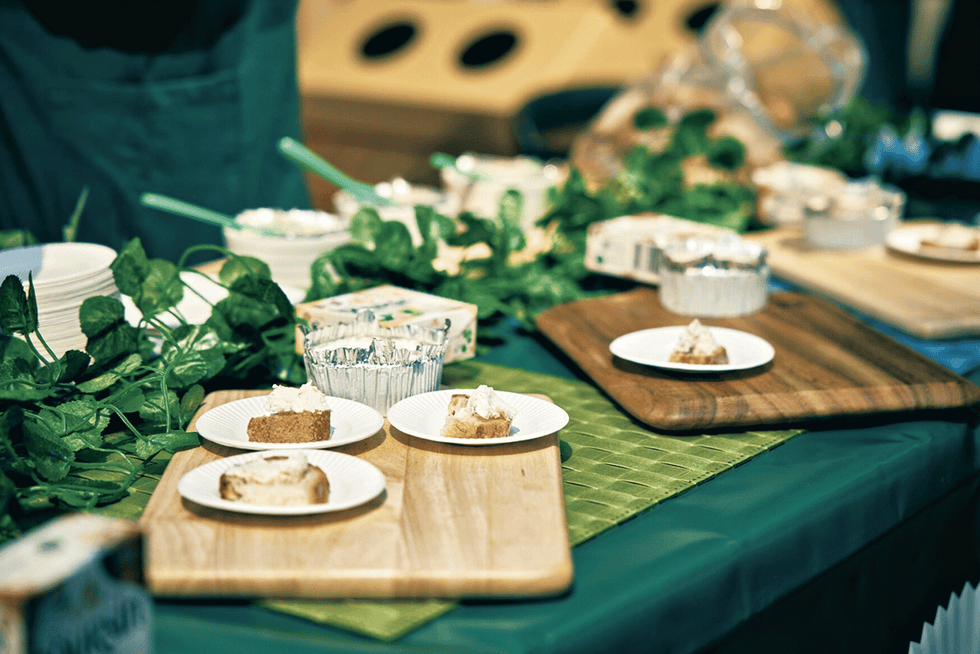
<box><xmin>0</xmin><ymin>242</ymin><xmax>119</xmax><ymax>358</ymax></box>
<box><xmin>910</xmin><ymin>581</ymin><xmax>980</xmax><ymax>654</ymax></box>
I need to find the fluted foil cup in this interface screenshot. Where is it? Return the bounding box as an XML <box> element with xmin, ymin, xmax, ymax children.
<box><xmin>303</xmin><ymin>310</ymin><xmax>450</xmax><ymax>415</ymax></box>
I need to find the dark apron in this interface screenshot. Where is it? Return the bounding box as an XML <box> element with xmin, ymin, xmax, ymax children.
<box><xmin>0</xmin><ymin>0</ymin><xmax>310</xmax><ymax>263</ymax></box>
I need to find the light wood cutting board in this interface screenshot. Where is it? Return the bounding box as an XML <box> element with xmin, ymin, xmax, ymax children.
<box><xmin>745</xmin><ymin>223</ymin><xmax>980</xmax><ymax>340</ymax></box>
<box><xmin>535</xmin><ymin>288</ymin><xmax>980</xmax><ymax>432</ymax></box>
<box><xmin>139</xmin><ymin>390</ymin><xmax>572</xmax><ymax>599</ymax></box>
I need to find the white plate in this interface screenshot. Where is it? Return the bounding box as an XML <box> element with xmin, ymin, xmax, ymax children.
<box><xmin>177</xmin><ymin>449</ymin><xmax>386</xmax><ymax>516</ymax></box>
<box><xmin>194</xmin><ymin>395</ymin><xmax>384</xmax><ymax>450</ymax></box>
<box><xmin>885</xmin><ymin>223</ymin><xmax>980</xmax><ymax>263</ymax></box>
<box><xmin>609</xmin><ymin>325</ymin><xmax>775</xmax><ymax>372</ymax></box>
<box><xmin>387</xmin><ymin>389</ymin><xmax>569</xmax><ymax>446</ymax></box>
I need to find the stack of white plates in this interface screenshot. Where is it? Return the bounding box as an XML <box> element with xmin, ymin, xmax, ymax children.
<box><xmin>0</xmin><ymin>242</ymin><xmax>118</xmax><ymax>358</ymax></box>
<box><xmin>222</xmin><ymin>209</ymin><xmax>351</xmax><ymax>290</ymax></box>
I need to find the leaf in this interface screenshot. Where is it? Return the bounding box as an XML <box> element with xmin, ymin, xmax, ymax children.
<box><xmin>180</xmin><ymin>384</ymin><xmax>206</xmax><ymax>421</ymax></box>
<box><xmin>228</xmin><ymin>276</ymin><xmax>293</xmax><ymax>320</ymax></box>
<box><xmin>0</xmin><ymin>335</ymin><xmax>34</xmax><ymax>364</ymax></box>
<box><xmin>131</xmin><ymin>259</ymin><xmax>184</xmax><ymax>318</ymax></box>
<box><xmin>348</xmin><ymin>207</ymin><xmax>384</xmax><ymax>248</ymax></box>
<box><xmin>673</xmin><ymin>108</ymin><xmax>716</xmax><ymax>157</ymax></box>
<box><xmin>0</xmin><ymin>358</ymin><xmax>48</xmax><ymax>401</ymax></box>
<box><xmin>218</xmin><ymin>257</ymin><xmax>272</xmax><ymax>285</ymax></box>
<box><xmin>63</xmin><ymin>186</ymin><xmax>89</xmax><ymax>243</ymax></box>
<box><xmin>23</xmin><ymin>415</ymin><xmax>74</xmax><ymax>482</ymax></box>
<box><xmin>110</xmin><ymin>238</ymin><xmax>151</xmax><ymax>297</ymax></box>
<box><xmin>0</xmin><ymin>230</ymin><xmax>38</xmax><ymax>250</ymax></box>
<box><xmin>113</xmin><ymin>385</ymin><xmax>145</xmax><ymax>414</ymax></box>
<box><xmin>633</xmin><ymin>106</ymin><xmax>668</xmax><ymax>130</ymax></box>
<box><xmin>76</xmin><ymin>353</ymin><xmax>143</xmax><ymax>393</ymax></box>
<box><xmin>134</xmin><ymin>429</ymin><xmax>199</xmax><ymax>458</ymax></box>
<box><xmin>707</xmin><ymin>136</ymin><xmax>747</xmax><ymax>170</ymax></box>
<box><xmin>0</xmin><ymin>469</ymin><xmax>16</xmax><ymax>515</ymax></box>
<box><xmin>160</xmin><ymin>324</ymin><xmax>226</xmax><ymax>388</ymax></box>
<box><xmin>374</xmin><ymin>221</ymin><xmax>414</xmax><ymax>272</ymax></box>
<box><xmin>0</xmin><ymin>275</ymin><xmax>34</xmax><ymax>335</ymax></box>
<box><xmin>80</xmin><ymin>296</ymin><xmax>141</xmax><ymax>365</ymax></box>
<box><xmin>139</xmin><ymin>389</ymin><xmax>181</xmax><ymax>428</ymax></box>
<box><xmin>56</xmin><ymin>350</ymin><xmax>91</xmax><ymax>383</ymax></box>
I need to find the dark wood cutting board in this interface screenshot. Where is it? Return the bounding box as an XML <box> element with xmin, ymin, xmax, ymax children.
<box><xmin>535</xmin><ymin>288</ymin><xmax>980</xmax><ymax>431</ymax></box>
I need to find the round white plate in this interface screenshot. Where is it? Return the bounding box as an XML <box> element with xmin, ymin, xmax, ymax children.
<box><xmin>609</xmin><ymin>325</ymin><xmax>775</xmax><ymax>372</ymax></box>
<box><xmin>387</xmin><ymin>389</ymin><xmax>569</xmax><ymax>446</ymax></box>
<box><xmin>177</xmin><ymin>449</ymin><xmax>386</xmax><ymax>516</ymax></box>
<box><xmin>885</xmin><ymin>223</ymin><xmax>980</xmax><ymax>263</ymax></box>
<box><xmin>195</xmin><ymin>395</ymin><xmax>384</xmax><ymax>450</ymax></box>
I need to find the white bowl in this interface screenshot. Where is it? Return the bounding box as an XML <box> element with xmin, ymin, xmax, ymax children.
<box><xmin>439</xmin><ymin>154</ymin><xmax>561</xmax><ymax>231</ymax></box>
<box><xmin>222</xmin><ymin>209</ymin><xmax>351</xmax><ymax>289</ymax></box>
<box><xmin>333</xmin><ymin>179</ymin><xmax>452</xmax><ymax>246</ymax></box>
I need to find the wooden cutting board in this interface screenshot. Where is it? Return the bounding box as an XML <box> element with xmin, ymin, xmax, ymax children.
<box><xmin>744</xmin><ymin>223</ymin><xmax>980</xmax><ymax>339</ymax></box>
<box><xmin>139</xmin><ymin>390</ymin><xmax>572</xmax><ymax>599</ymax></box>
<box><xmin>535</xmin><ymin>288</ymin><xmax>980</xmax><ymax>432</ymax></box>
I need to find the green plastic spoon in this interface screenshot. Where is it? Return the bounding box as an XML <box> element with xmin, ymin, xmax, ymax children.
<box><xmin>140</xmin><ymin>193</ymin><xmax>287</xmax><ymax>238</ymax></box>
<box><xmin>277</xmin><ymin>137</ymin><xmax>391</xmax><ymax>206</ymax></box>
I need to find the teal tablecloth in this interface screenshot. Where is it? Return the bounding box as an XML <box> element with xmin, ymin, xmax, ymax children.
<box><xmin>152</xmin><ymin>316</ymin><xmax>980</xmax><ymax>654</ymax></box>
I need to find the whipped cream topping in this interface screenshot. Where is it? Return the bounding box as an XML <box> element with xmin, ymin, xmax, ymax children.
<box><xmin>228</xmin><ymin>454</ymin><xmax>308</xmax><ymax>484</ymax></box>
<box><xmin>455</xmin><ymin>385</ymin><xmax>517</xmax><ymax>421</ymax></box>
<box><xmin>264</xmin><ymin>382</ymin><xmax>328</xmax><ymax>414</ymax></box>
<box><xmin>673</xmin><ymin>320</ymin><xmax>721</xmax><ymax>356</ymax></box>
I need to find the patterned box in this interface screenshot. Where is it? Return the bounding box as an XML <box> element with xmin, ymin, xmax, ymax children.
<box><xmin>295</xmin><ymin>285</ymin><xmax>478</xmax><ymax>362</ymax></box>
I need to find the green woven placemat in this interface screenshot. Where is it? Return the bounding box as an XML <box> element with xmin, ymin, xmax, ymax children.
<box><xmin>259</xmin><ymin>361</ymin><xmax>804</xmax><ymax>641</ymax></box>
<box><xmin>90</xmin><ymin>360</ymin><xmax>804</xmax><ymax>642</ymax></box>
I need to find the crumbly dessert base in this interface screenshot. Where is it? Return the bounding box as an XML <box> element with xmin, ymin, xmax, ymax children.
<box><xmin>219</xmin><ymin>460</ymin><xmax>330</xmax><ymax>506</ymax></box>
<box><xmin>440</xmin><ymin>393</ymin><xmax>513</xmax><ymax>439</ymax></box>
<box><xmin>247</xmin><ymin>410</ymin><xmax>331</xmax><ymax>443</ymax></box>
<box><xmin>669</xmin><ymin>346</ymin><xmax>729</xmax><ymax>365</ymax></box>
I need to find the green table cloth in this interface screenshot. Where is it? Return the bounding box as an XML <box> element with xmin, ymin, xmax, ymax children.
<box><xmin>150</xmin><ymin>322</ymin><xmax>980</xmax><ymax>654</ymax></box>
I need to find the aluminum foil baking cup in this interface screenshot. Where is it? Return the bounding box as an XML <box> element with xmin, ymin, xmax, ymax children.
<box><xmin>303</xmin><ymin>309</ymin><xmax>450</xmax><ymax>415</ymax></box>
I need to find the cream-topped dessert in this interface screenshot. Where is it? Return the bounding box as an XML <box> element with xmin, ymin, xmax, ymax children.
<box><xmin>669</xmin><ymin>320</ymin><xmax>729</xmax><ymax>365</ymax></box>
<box><xmin>263</xmin><ymin>382</ymin><xmax>329</xmax><ymax>413</ymax></box>
<box><xmin>219</xmin><ymin>453</ymin><xmax>329</xmax><ymax>506</ymax></box>
<box><xmin>441</xmin><ymin>385</ymin><xmax>516</xmax><ymax>439</ymax></box>
<box><xmin>247</xmin><ymin>382</ymin><xmax>331</xmax><ymax>443</ymax></box>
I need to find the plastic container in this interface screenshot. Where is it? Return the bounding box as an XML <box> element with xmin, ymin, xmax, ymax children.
<box><xmin>802</xmin><ymin>179</ymin><xmax>905</xmax><ymax>250</ymax></box>
<box><xmin>657</xmin><ymin>234</ymin><xmax>769</xmax><ymax>317</ymax></box>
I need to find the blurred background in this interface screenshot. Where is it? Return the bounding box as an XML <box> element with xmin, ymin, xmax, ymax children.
<box><xmin>294</xmin><ymin>0</ymin><xmax>973</xmax><ymax>210</ymax></box>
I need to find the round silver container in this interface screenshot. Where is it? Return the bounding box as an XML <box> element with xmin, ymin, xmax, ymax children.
<box><xmin>303</xmin><ymin>310</ymin><xmax>450</xmax><ymax>415</ymax></box>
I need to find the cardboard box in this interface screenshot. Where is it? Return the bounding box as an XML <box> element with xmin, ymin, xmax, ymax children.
<box><xmin>296</xmin><ymin>285</ymin><xmax>478</xmax><ymax>363</ymax></box>
<box><xmin>0</xmin><ymin>514</ymin><xmax>150</xmax><ymax>654</ymax></box>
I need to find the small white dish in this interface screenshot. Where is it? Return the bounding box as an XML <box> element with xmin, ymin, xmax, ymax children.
<box><xmin>194</xmin><ymin>395</ymin><xmax>384</xmax><ymax>451</ymax></box>
<box><xmin>885</xmin><ymin>222</ymin><xmax>980</xmax><ymax>263</ymax></box>
<box><xmin>177</xmin><ymin>449</ymin><xmax>386</xmax><ymax>516</ymax></box>
<box><xmin>609</xmin><ymin>326</ymin><xmax>775</xmax><ymax>372</ymax></box>
<box><xmin>386</xmin><ymin>389</ymin><xmax>569</xmax><ymax>446</ymax></box>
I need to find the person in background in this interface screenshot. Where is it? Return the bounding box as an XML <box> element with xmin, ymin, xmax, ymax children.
<box><xmin>0</xmin><ymin>0</ymin><xmax>311</xmax><ymax>263</ymax></box>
